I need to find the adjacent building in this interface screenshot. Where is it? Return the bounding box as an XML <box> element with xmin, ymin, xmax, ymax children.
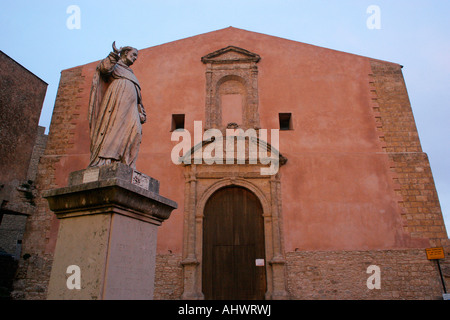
<box><xmin>0</xmin><ymin>51</ymin><xmax>48</xmax><ymax>299</ymax></box>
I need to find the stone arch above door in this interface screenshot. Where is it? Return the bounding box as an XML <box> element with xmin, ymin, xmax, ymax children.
<box><xmin>197</xmin><ymin>178</ymin><xmax>270</xmax><ymax>216</ymax></box>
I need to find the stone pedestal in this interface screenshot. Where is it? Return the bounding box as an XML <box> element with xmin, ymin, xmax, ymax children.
<box><xmin>43</xmin><ymin>163</ymin><xmax>177</xmax><ymax>300</ymax></box>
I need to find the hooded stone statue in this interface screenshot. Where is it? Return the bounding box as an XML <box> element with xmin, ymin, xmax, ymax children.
<box><xmin>88</xmin><ymin>42</ymin><xmax>146</xmax><ymax>169</ymax></box>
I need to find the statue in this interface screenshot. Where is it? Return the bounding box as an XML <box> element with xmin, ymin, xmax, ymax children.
<box><xmin>88</xmin><ymin>42</ymin><xmax>146</xmax><ymax>169</ymax></box>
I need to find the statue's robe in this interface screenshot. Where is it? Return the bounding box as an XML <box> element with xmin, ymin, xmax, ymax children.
<box><xmin>88</xmin><ymin>52</ymin><xmax>146</xmax><ymax>169</ymax></box>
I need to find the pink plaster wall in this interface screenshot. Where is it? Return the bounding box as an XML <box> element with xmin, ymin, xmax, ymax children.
<box><xmin>50</xmin><ymin>27</ymin><xmax>429</xmax><ymax>255</ymax></box>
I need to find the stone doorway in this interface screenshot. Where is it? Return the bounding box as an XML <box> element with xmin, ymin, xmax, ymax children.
<box><xmin>180</xmin><ymin>163</ymin><xmax>289</xmax><ymax>300</ymax></box>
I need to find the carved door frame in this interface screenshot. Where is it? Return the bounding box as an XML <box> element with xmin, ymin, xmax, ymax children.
<box><xmin>180</xmin><ymin>164</ymin><xmax>289</xmax><ymax>300</ymax></box>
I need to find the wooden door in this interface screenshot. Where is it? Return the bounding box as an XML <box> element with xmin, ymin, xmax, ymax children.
<box><xmin>202</xmin><ymin>187</ymin><xmax>266</xmax><ymax>300</ymax></box>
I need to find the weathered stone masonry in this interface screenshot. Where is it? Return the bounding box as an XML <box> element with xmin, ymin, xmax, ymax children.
<box><xmin>286</xmin><ymin>249</ymin><xmax>446</xmax><ymax>300</ymax></box>
<box><xmin>13</xmin><ymin>67</ymin><xmax>86</xmax><ymax>299</ymax></box>
<box><xmin>369</xmin><ymin>61</ymin><xmax>449</xmax><ymax>248</ymax></box>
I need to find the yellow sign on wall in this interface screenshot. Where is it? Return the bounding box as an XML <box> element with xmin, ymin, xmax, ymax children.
<box><xmin>426</xmin><ymin>247</ymin><xmax>445</xmax><ymax>260</ymax></box>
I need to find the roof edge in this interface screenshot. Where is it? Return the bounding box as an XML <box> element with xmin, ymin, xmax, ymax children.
<box><xmin>0</xmin><ymin>50</ymin><xmax>48</xmax><ymax>86</ymax></box>
<box><xmin>61</xmin><ymin>26</ymin><xmax>404</xmax><ymax>72</ymax></box>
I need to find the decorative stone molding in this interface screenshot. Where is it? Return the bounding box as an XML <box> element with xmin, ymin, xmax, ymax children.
<box><xmin>202</xmin><ymin>46</ymin><xmax>261</xmax><ymax>130</ymax></box>
<box><xmin>179</xmin><ymin>131</ymin><xmax>288</xmax><ymax>168</ymax></box>
<box><xmin>179</xmin><ymin>47</ymin><xmax>288</xmax><ymax>300</ymax></box>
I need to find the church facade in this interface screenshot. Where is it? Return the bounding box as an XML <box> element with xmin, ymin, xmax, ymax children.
<box><xmin>15</xmin><ymin>27</ymin><xmax>449</xmax><ymax>300</ymax></box>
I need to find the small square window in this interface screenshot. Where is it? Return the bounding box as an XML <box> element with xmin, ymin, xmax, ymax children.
<box><xmin>279</xmin><ymin>113</ymin><xmax>293</xmax><ymax>130</ymax></box>
<box><xmin>171</xmin><ymin>114</ymin><xmax>185</xmax><ymax>131</ymax></box>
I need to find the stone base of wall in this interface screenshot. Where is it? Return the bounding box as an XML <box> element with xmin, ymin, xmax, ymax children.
<box><xmin>153</xmin><ymin>248</ymin><xmax>450</xmax><ymax>300</ymax></box>
<box><xmin>286</xmin><ymin>248</ymin><xmax>449</xmax><ymax>300</ymax></box>
<box><xmin>12</xmin><ymin>253</ymin><xmax>53</xmax><ymax>300</ymax></box>
<box><xmin>12</xmin><ymin>253</ymin><xmax>184</xmax><ymax>300</ymax></box>
<box><xmin>154</xmin><ymin>253</ymin><xmax>183</xmax><ymax>300</ymax></box>
<box><xmin>11</xmin><ymin>248</ymin><xmax>450</xmax><ymax>300</ymax></box>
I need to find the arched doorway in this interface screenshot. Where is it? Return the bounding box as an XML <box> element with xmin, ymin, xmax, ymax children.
<box><xmin>202</xmin><ymin>186</ymin><xmax>267</xmax><ymax>300</ymax></box>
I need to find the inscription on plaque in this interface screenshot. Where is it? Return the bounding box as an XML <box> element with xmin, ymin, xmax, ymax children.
<box><xmin>132</xmin><ymin>170</ymin><xmax>150</xmax><ymax>190</ymax></box>
<box><xmin>82</xmin><ymin>168</ymin><xmax>100</xmax><ymax>184</ymax></box>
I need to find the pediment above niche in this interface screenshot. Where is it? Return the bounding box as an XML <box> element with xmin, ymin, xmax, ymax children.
<box><xmin>201</xmin><ymin>46</ymin><xmax>261</xmax><ymax>64</ymax></box>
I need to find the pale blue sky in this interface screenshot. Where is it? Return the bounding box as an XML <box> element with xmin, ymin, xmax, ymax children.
<box><xmin>1</xmin><ymin>0</ymin><xmax>449</xmax><ymax>233</ymax></box>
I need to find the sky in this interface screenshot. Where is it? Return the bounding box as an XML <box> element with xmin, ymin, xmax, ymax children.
<box><xmin>1</xmin><ymin>0</ymin><xmax>449</xmax><ymax>233</ymax></box>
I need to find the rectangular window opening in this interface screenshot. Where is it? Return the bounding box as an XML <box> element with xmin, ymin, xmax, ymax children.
<box><xmin>171</xmin><ymin>114</ymin><xmax>185</xmax><ymax>131</ymax></box>
<box><xmin>279</xmin><ymin>113</ymin><xmax>293</xmax><ymax>130</ymax></box>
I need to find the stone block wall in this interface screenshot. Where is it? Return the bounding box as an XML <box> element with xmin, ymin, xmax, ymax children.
<box><xmin>27</xmin><ymin>126</ymin><xmax>49</xmax><ymax>182</ymax></box>
<box><xmin>0</xmin><ymin>52</ymin><xmax>48</xmax><ymax>300</ymax></box>
<box><xmin>154</xmin><ymin>253</ymin><xmax>183</xmax><ymax>300</ymax></box>
<box><xmin>0</xmin><ymin>215</ymin><xmax>27</xmax><ymax>256</ymax></box>
<box><xmin>370</xmin><ymin>60</ymin><xmax>449</xmax><ymax>248</ymax></box>
<box><xmin>390</xmin><ymin>153</ymin><xmax>448</xmax><ymax>247</ymax></box>
<box><xmin>286</xmin><ymin>248</ymin><xmax>449</xmax><ymax>300</ymax></box>
<box><xmin>154</xmin><ymin>248</ymin><xmax>450</xmax><ymax>300</ymax></box>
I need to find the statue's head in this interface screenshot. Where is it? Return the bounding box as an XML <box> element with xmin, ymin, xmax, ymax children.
<box><xmin>120</xmin><ymin>47</ymin><xmax>138</xmax><ymax>66</ymax></box>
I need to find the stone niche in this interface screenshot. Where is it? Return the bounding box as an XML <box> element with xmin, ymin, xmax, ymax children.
<box><xmin>202</xmin><ymin>46</ymin><xmax>261</xmax><ymax>130</ymax></box>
